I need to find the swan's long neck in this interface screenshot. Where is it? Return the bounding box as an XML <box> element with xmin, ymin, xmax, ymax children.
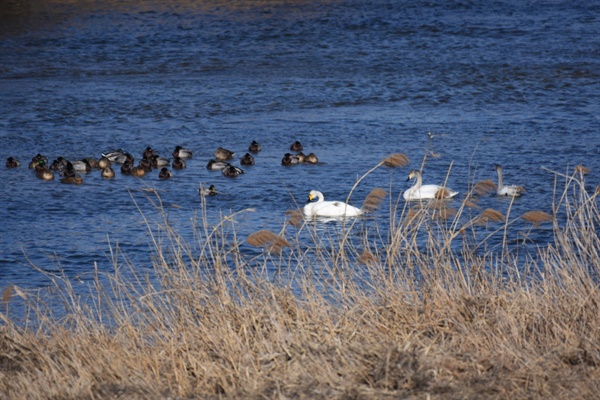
<box><xmin>412</xmin><ymin>172</ymin><xmax>423</xmax><ymax>190</ymax></box>
<box><xmin>315</xmin><ymin>192</ymin><xmax>325</xmax><ymax>203</ymax></box>
<box><xmin>496</xmin><ymin>168</ymin><xmax>504</xmax><ymax>191</ymax></box>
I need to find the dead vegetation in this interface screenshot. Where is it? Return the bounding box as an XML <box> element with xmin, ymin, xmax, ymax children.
<box><xmin>0</xmin><ymin>166</ymin><xmax>599</xmax><ymax>400</ymax></box>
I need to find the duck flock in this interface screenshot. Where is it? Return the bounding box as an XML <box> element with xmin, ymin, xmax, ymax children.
<box><xmin>6</xmin><ymin>134</ymin><xmax>561</xmax><ymax>220</ymax></box>
<box><xmin>4</xmin><ymin>140</ymin><xmax>321</xmax><ymax>197</ymax></box>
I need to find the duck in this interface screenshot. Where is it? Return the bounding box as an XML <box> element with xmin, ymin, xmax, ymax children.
<box><xmin>303</xmin><ymin>190</ymin><xmax>363</xmax><ymax>218</ymax></box>
<box><xmin>34</xmin><ymin>161</ymin><xmax>55</xmax><ymax>181</ymax></box>
<box><xmin>101</xmin><ymin>166</ymin><xmax>115</xmax><ymax>178</ymax></box>
<box><xmin>98</xmin><ymin>156</ymin><xmax>111</xmax><ymax>169</ymax></box>
<box><xmin>29</xmin><ymin>154</ymin><xmax>48</xmax><ymax>169</ymax></box>
<box><xmin>61</xmin><ymin>174</ymin><xmax>83</xmax><ymax>185</ymax></box>
<box><xmin>142</xmin><ymin>146</ymin><xmax>155</xmax><ymax>160</ymax></box>
<box><xmin>249</xmin><ymin>140</ymin><xmax>262</xmax><ymax>153</ymax></box>
<box><xmin>49</xmin><ymin>157</ymin><xmax>68</xmax><ymax>172</ymax></box>
<box><xmin>138</xmin><ymin>158</ymin><xmax>152</xmax><ymax>172</ymax></box>
<box><xmin>83</xmin><ymin>157</ymin><xmax>99</xmax><ymax>169</ymax></box>
<box><xmin>173</xmin><ymin>146</ymin><xmax>192</xmax><ymax>159</ymax></box>
<box><xmin>403</xmin><ymin>170</ymin><xmax>458</xmax><ymax>201</ymax></box>
<box><xmin>151</xmin><ymin>154</ymin><xmax>170</xmax><ymax>168</ymax></box>
<box><xmin>240</xmin><ymin>153</ymin><xmax>255</xmax><ymax>166</ymax></box>
<box><xmin>290</xmin><ymin>141</ymin><xmax>303</xmax><ymax>152</ymax></box>
<box><xmin>102</xmin><ymin>150</ymin><xmax>130</xmax><ymax>164</ymax></box>
<box><xmin>221</xmin><ymin>164</ymin><xmax>244</xmax><ymax>177</ymax></box>
<box><xmin>158</xmin><ymin>167</ymin><xmax>172</xmax><ymax>179</ymax></box>
<box><xmin>6</xmin><ymin>157</ymin><xmax>21</xmax><ymax>168</ymax></box>
<box><xmin>172</xmin><ymin>157</ymin><xmax>186</xmax><ymax>170</ymax></box>
<box><xmin>305</xmin><ymin>153</ymin><xmax>318</xmax><ymax>164</ymax></box>
<box><xmin>62</xmin><ymin>162</ymin><xmax>77</xmax><ymax>178</ymax></box>
<box><xmin>494</xmin><ymin>164</ymin><xmax>523</xmax><ymax>197</ymax></box>
<box><xmin>71</xmin><ymin>159</ymin><xmax>92</xmax><ymax>173</ymax></box>
<box><xmin>281</xmin><ymin>153</ymin><xmax>301</xmax><ymax>166</ymax></box>
<box><xmin>199</xmin><ymin>184</ymin><xmax>217</xmax><ymax>196</ymax></box>
<box><xmin>131</xmin><ymin>165</ymin><xmax>147</xmax><ymax>177</ymax></box>
<box><xmin>215</xmin><ymin>147</ymin><xmax>235</xmax><ymax>161</ymax></box>
<box><xmin>121</xmin><ymin>160</ymin><xmax>134</xmax><ymax>175</ymax></box>
<box><xmin>206</xmin><ymin>159</ymin><xmax>230</xmax><ymax>170</ymax></box>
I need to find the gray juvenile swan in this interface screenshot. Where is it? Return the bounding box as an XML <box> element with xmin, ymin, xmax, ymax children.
<box><xmin>494</xmin><ymin>164</ymin><xmax>523</xmax><ymax>197</ymax></box>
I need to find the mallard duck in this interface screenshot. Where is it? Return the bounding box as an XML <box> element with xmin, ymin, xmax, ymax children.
<box><xmin>29</xmin><ymin>154</ymin><xmax>48</xmax><ymax>169</ymax></box>
<box><xmin>282</xmin><ymin>153</ymin><xmax>300</xmax><ymax>166</ymax></box>
<box><xmin>158</xmin><ymin>167</ymin><xmax>172</xmax><ymax>179</ymax></box>
<box><xmin>102</xmin><ymin>150</ymin><xmax>131</xmax><ymax>164</ymax></box>
<box><xmin>142</xmin><ymin>146</ymin><xmax>155</xmax><ymax>160</ymax></box>
<box><xmin>249</xmin><ymin>140</ymin><xmax>262</xmax><ymax>153</ymax></box>
<box><xmin>305</xmin><ymin>153</ymin><xmax>318</xmax><ymax>164</ymax></box>
<box><xmin>494</xmin><ymin>164</ymin><xmax>523</xmax><ymax>197</ymax></box>
<box><xmin>62</xmin><ymin>162</ymin><xmax>77</xmax><ymax>177</ymax></box>
<box><xmin>6</xmin><ymin>157</ymin><xmax>21</xmax><ymax>168</ymax></box>
<box><xmin>34</xmin><ymin>161</ymin><xmax>54</xmax><ymax>181</ymax></box>
<box><xmin>290</xmin><ymin>141</ymin><xmax>303</xmax><ymax>152</ymax></box>
<box><xmin>303</xmin><ymin>190</ymin><xmax>363</xmax><ymax>218</ymax></box>
<box><xmin>71</xmin><ymin>159</ymin><xmax>92</xmax><ymax>173</ymax></box>
<box><xmin>221</xmin><ymin>164</ymin><xmax>243</xmax><ymax>177</ymax></box>
<box><xmin>151</xmin><ymin>154</ymin><xmax>170</xmax><ymax>168</ymax></box>
<box><xmin>173</xmin><ymin>146</ymin><xmax>192</xmax><ymax>159</ymax></box>
<box><xmin>207</xmin><ymin>159</ymin><xmax>230</xmax><ymax>170</ymax></box>
<box><xmin>199</xmin><ymin>184</ymin><xmax>217</xmax><ymax>196</ymax></box>
<box><xmin>403</xmin><ymin>170</ymin><xmax>458</xmax><ymax>201</ymax></box>
<box><xmin>172</xmin><ymin>157</ymin><xmax>186</xmax><ymax>170</ymax></box>
<box><xmin>215</xmin><ymin>147</ymin><xmax>235</xmax><ymax>161</ymax></box>
<box><xmin>98</xmin><ymin>156</ymin><xmax>111</xmax><ymax>169</ymax></box>
<box><xmin>101</xmin><ymin>166</ymin><xmax>115</xmax><ymax>178</ymax></box>
<box><xmin>240</xmin><ymin>153</ymin><xmax>255</xmax><ymax>166</ymax></box>
<box><xmin>121</xmin><ymin>160</ymin><xmax>133</xmax><ymax>175</ymax></box>
<box><xmin>61</xmin><ymin>174</ymin><xmax>83</xmax><ymax>184</ymax></box>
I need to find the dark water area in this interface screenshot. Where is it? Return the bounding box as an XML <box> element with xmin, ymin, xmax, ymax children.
<box><xmin>1</xmin><ymin>0</ymin><xmax>599</xmax><ymax>305</ymax></box>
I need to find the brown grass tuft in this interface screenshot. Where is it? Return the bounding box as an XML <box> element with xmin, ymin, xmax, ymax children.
<box><xmin>477</xmin><ymin>208</ymin><xmax>505</xmax><ymax>225</ymax></box>
<box><xmin>357</xmin><ymin>250</ymin><xmax>378</xmax><ymax>266</ymax></box>
<box><xmin>521</xmin><ymin>210</ymin><xmax>554</xmax><ymax>227</ymax></box>
<box><xmin>575</xmin><ymin>165</ymin><xmax>590</xmax><ymax>175</ymax></box>
<box><xmin>473</xmin><ymin>179</ymin><xmax>497</xmax><ymax>195</ymax></box>
<box><xmin>382</xmin><ymin>153</ymin><xmax>410</xmax><ymax>168</ymax></box>
<box><xmin>2</xmin><ymin>286</ymin><xmax>14</xmax><ymax>305</ymax></box>
<box><xmin>247</xmin><ymin>229</ymin><xmax>291</xmax><ymax>254</ymax></box>
<box><xmin>361</xmin><ymin>188</ymin><xmax>387</xmax><ymax>213</ymax></box>
<box><xmin>285</xmin><ymin>209</ymin><xmax>304</xmax><ymax>228</ymax></box>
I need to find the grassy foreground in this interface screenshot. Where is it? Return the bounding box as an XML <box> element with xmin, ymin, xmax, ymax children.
<box><xmin>1</xmin><ymin>163</ymin><xmax>599</xmax><ymax>399</ymax></box>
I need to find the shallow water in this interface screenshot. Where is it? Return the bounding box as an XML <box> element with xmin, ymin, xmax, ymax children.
<box><xmin>1</xmin><ymin>1</ymin><xmax>599</xmax><ymax>303</ymax></box>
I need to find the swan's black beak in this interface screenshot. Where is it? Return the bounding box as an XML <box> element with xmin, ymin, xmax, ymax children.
<box><xmin>406</xmin><ymin>176</ymin><xmax>411</xmax><ymax>181</ymax></box>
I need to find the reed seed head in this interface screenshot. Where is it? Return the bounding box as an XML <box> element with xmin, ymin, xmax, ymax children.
<box><xmin>575</xmin><ymin>165</ymin><xmax>590</xmax><ymax>175</ymax></box>
<box><xmin>521</xmin><ymin>210</ymin><xmax>553</xmax><ymax>227</ymax></box>
<box><xmin>247</xmin><ymin>230</ymin><xmax>291</xmax><ymax>254</ymax></box>
<box><xmin>361</xmin><ymin>188</ymin><xmax>387</xmax><ymax>213</ymax></box>
<box><xmin>473</xmin><ymin>179</ymin><xmax>497</xmax><ymax>196</ymax></box>
<box><xmin>477</xmin><ymin>208</ymin><xmax>505</xmax><ymax>225</ymax></box>
<box><xmin>382</xmin><ymin>153</ymin><xmax>410</xmax><ymax>168</ymax></box>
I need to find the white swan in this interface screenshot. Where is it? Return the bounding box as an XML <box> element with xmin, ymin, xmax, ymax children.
<box><xmin>403</xmin><ymin>170</ymin><xmax>458</xmax><ymax>201</ymax></box>
<box><xmin>303</xmin><ymin>190</ymin><xmax>363</xmax><ymax>218</ymax></box>
<box><xmin>494</xmin><ymin>165</ymin><xmax>523</xmax><ymax>197</ymax></box>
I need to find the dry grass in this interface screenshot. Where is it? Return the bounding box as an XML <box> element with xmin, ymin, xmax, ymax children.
<box><xmin>1</xmin><ymin>166</ymin><xmax>599</xmax><ymax>400</ymax></box>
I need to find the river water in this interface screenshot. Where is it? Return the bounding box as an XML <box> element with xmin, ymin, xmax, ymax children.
<box><xmin>1</xmin><ymin>0</ymin><xmax>599</xmax><ymax>305</ymax></box>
